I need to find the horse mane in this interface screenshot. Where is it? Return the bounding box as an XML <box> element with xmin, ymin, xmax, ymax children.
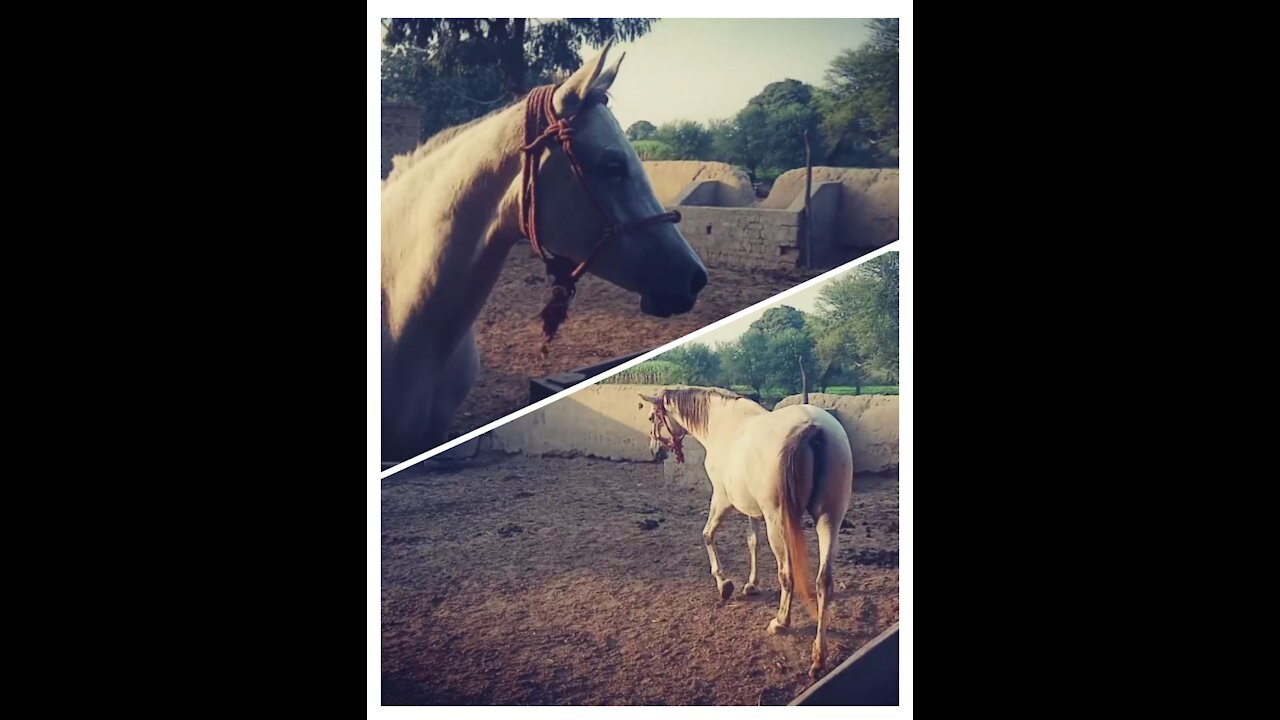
<box><xmin>662</xmin><ymin>387</ymin><xmax>744</xmax><ymax>434</ymax></box>
<box><xmin>384</xmin><ymin>88</ymin><xmax>613</xmax><ymax>185</ymax></box>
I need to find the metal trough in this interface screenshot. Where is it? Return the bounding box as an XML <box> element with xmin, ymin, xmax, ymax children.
<box><xmin>790</xmin><ymin>622</ymin><xmax>899</xmax><ymax>706</ymax></box>
<box><xmin>529</xmin><ymin>351</ymin><xmax>646</xmax><ymax>403</ymax></box>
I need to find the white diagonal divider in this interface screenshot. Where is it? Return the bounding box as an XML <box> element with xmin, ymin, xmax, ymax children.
<box><xmin>379</xmin><ymin>240</ymin><xmax>901</xmax><ymax>479</ymax></box>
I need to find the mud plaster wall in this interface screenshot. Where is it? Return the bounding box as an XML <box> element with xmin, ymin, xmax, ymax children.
<box><xmin>480</xmin><ymin>385</ymin><xmax>899</xmax><ymax>489</ymax></box>
<box><xmin>641</xmin><ymin>161</ymin><xmax>755</xmax><ymax>207</ymax></box>
<box><xmin>762</xmin><ymin>167</ymin><xmax>899</xmax><ymax>249</ymax></box>
<box><xmin>489</xmin><ymin>384</ymin><xmax>665</xmax><ymax>461</ymax></box>
<box><xmin>675</xmin><ymin>206</ymin><xmax>805</xmax><ymax>273</ymax></box>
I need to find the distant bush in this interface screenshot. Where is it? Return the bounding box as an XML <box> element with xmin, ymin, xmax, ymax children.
<box><xmin>631</xmin><ymin>140</ymin><xmax>675</xmax><ymax>161</ymax></box>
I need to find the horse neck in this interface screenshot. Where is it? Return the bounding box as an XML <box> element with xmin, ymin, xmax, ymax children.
<box><xmin>381</xmin><ymin>103</ymin><xmax>526</xmax><ymax>357</ymax></box>
<box><xmin>678</xmin><ymin>393</ymin><xmax>767</xmax><ymax>449</ymax></box>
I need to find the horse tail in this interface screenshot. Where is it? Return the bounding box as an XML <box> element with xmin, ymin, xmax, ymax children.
<box><xmin>779</xmin><ymin>421</ymin><xmax>822</xmax><ymax>619</ymax></box>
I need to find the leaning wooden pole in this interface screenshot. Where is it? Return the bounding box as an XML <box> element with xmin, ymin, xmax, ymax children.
<box><xmin>803</xmin><ymin>129</ymin><xmax>814</xmax><ymax>269</ymax></box>
<box><xmin>799</xmin><ymin>355</ymin><xmax>809</xmax><ymax>404</ymax></box>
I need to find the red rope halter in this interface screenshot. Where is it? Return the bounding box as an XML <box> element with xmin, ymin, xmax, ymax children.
<box><xmin>519</xmin><ymin>84</ymin><xmax>682</xmax><ymax>347</ymax></box>
<box><xmin>649</xmin><ymin>398</ymin><xmax>688</xmax><ymax>464</ymax></box>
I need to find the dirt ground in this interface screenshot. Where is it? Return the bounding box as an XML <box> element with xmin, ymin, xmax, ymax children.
<box><xmin>451</xmin><ymin>249</ymin><xmax>816</xmax><ymax>438</ymax></box>
<box><xmin>381</xmin><ymin>454</ymin><xmax>899</xmax><ymax>706</ymax></box>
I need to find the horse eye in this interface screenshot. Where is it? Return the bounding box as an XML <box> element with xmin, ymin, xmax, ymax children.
<box><xmin>602</xmin><ymin>160</ymin><xmax>626</xmax><ymax>179</ymax></box>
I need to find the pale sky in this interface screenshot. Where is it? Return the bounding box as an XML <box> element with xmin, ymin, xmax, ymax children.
<box><xmin>588</xmin><ymin>19</ymin><xmax>874</xmax><ymax>129</ymax></box>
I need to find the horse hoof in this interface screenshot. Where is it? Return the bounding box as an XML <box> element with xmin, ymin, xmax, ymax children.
<box><xmin>744</xmin><ymin>583</ymin><xmax>759</xmax><ymax>596</ymax></box>
<box><xmin>767</xmin><ymin>618</ymin><xmax>786</xmax><ymax>635</ymax></box>
<box><xmin>719</xmin><ymin>580</ymin><xmax>734</xmax><ymax>600</ymax></box>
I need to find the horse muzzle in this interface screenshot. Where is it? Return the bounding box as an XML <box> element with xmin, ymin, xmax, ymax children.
<box><xmin>640</xmin><ymin>266</ymin><xmax>707</xmax><ymax>317</ymax></box>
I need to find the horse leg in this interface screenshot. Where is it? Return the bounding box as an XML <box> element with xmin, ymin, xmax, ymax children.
<box><xmin>763</xmin><ymin>514</ymin><xmax>793</xmax><ymax>635</ymax></box>
<box><xmin>702</xmin><ymin>491</ymin><xmax>735</xmax><ymax>600</ymax></box>
<box><xmin>424</xmin><ymin>330</ymin><xmax>480</xmax><ymax>446</ymax></box>
<box><xmin>810</xmin><ymin>514</ymin><xmax>840</xmax><ymax>678</ymax></box>
<box><xmin>744</xmin><ymin>517</ymin><xmax>762</xmax><ymax>595</ymax></box>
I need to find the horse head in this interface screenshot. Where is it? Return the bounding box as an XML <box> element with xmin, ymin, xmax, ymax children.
<box><xmin>526</xmin><ymin>44</ymin><xmax>708</xmax><ymax>319</ymax></box>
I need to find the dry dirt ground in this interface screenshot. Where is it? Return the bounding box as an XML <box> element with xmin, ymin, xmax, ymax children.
<box><xmin>451</xmin><ymin>249</ymin><xmax>817</xmax><ymax>439</ymax></box>
<box><xmin>382</xmin><ymin>454</ymin><xmax>899</xmax><ymax>706</ymax></box>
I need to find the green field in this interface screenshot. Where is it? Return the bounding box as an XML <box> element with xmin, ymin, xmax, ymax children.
<box><xmin>823</xmin><ymin>386</ymin><xmax>899</xmax><ymax>395</ymax></box>
<box><xmin>729</xmin><ymin>385</ymin><xmax>899</xmax><ymax>399</ymax></box>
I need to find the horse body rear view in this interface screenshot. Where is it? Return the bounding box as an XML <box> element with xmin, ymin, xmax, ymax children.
<box><xmin>381</xmin><ymin>43</ymin><xmax>707</xmax><ymax>461</ymax></box>
<box><xmin>643</xmin><ymin>388</ymin><xmax>854</xmax><ymax>678</ymax></box>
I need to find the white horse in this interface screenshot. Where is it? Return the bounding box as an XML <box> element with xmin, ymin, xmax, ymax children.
<box><xmin>641</xmin><ymin>387</ymin><xmax>854</xmax><ymax>678</ymax></box>
<box><xmin>382</xmin><ymin>44</ymin><xmax>708</xmax><ymax>461</ymax></box>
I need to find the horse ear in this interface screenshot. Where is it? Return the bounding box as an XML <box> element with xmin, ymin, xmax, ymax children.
<box><xmin>638</xmin><ymin>393</ymin><xmax>661</xmax><ymax>404</ymax></box>
<box><xmin>593</xmin><ymin>51</ymin><xmax>625</xmax><ymax>92</ymax></box>
<box><xmin>554</xmin><ymin>40</ymin><xmax>613</xmax><ymax>117</ymax></box>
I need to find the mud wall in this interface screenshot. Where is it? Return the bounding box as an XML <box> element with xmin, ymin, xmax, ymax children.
<box><xmin>762</xmin><ymin>167</ymin><xmax>899</xmax><ymax>250</ymax></box>
<box><xmin>641</xmin><ymin>161</ymin><xmax>756</xmax><ymax>207</ymax></box>
<box><xmin>486</xmin><ymin>385</ymin><xmax>899</xmax><ymax>485</ymax></box>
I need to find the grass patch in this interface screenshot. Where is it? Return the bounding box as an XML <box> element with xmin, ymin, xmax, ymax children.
<box><xmin>823</xmin><ymin>385</ymin><xmax>899</xmax><ymax>395</ymax></box>
<box><xmin>730</xmin><ymin>384</ymin><xmax>899</xmax><ymax>397</ymax></box>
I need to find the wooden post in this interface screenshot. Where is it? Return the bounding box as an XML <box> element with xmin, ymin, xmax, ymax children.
<box><xmin>799</xmin><ymin>355</ymin><xmax>809</xmax><ymax>404</ymax></box>
<box><xmin>804</xmin><ymin>129</ymin><xmax>813</xmax><ymax>268</ymax></box>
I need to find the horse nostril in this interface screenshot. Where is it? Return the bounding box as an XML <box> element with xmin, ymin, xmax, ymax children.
<box><xmin>689</xmin><ymin>268</ymin><xmax>708</xmax><ymax>296</ymax></box>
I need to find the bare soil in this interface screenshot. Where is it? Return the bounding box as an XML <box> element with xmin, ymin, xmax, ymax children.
<box><xmin>381</xmin><ymin>454</ymin><xmax>899</xmax><ymax>706</ymax></box>
<box><xmin>452</xmin><ymin>249</ymin><xmax>816</xmax><ymax>438</ymax></box>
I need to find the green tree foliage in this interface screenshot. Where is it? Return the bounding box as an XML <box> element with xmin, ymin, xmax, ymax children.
<box><xmin>707</xmin><ymin>80</ymin><xmax>822</xmax><ymax>181</ymax></box>
<box><xmin>626</xmin><ymin>120</ymin><xmax>657</xmax><ymax>141</ymax></box>
<box><xmin>631</xmin><ymin>139</ymin><xmax>675</xmax><ymax>161</ymax></box>
<box><xmin>713</xmin><ymin>253</ymin><xmax>898</xmax><ymax>397</ymax></box>
<box><xmin>763</xmin><ymin>328</ymin><xmax>817</xmax><ymax>394</ymax></box>
<box><xmin>632</xmin><ymin>140</ymin><xmax>671</xmax><ymax>160</ymax></box>
<box><xmin>814</xmin><ymin>253</ymin><xmax>899</xmax><ymax>382</ymax></box>
<box><xmin>381</xmin><ymin>18</ymin><xmax>657</xmax><ymax>141</ymax></box>
<box><xmin>720</xmin><ymin>331</ymin><xmax>770</xmax><ymax>395</ymax></box>
<box><xmin>651</xmin><ymin>120</ymin><xmax>714</xmax><ymax>160</ymax></box>
<box><xmin>709</xmin><ymin>105</ymin><xmax>767</xmax><ymax>180</ymax></box>
<box><xmin>809</xmin><ymin>315</ymin><xmax>865</xmax><ymax>393</ymax></box>
<box><xmin>700</xmin><ymin>20</ymin><xmax>898</xmax><ymax>176</ymax></box>
<box><xmin>751</xmin><ymin>306</ymin><xmax>807</xmax><ymax>336</ymax></box>
<box><xmin>817</xmin><ymin>18</ymin><xmax>899</xmax><ymax>167</ymax></box>
<box><xmin>663</xmin><ymin>343</ymin><xmax>721</xmax><ymax>385</ymax></box>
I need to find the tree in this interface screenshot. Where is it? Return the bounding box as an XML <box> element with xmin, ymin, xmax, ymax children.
<box><xmin>631</xmin><ymin>139</ymin><xmax>675</xmax><ymax>161</ymax></box>
<box><xmin>626</xmin><ymin>120</ymin><xmax>657</xmax><ymax>141</ymax></box>
<box><xmin>764</xmin><ymin>328</ymin><xmax>817</xmax><ymax>394</ymax></box>
<box><xmin>384</xmin><ymin>19</ymin><xmax>656</xmax><ymax>95</ymax></box>
<box><xmin>814</xmin><ymin>252</ymin><xmax>899</xmax><ymax>383</ymax></box>
<box><xmin>382</xmin><ymin>18</ymin><xmax>658</xmax><ymax>141</ymax></box>
<box><xmin>652</xmin><ymin>120</ymin><xmax>714</xmax><ymax>160</ymax></box>
<box><xmin>752</xmin><ymin>79</ymin><xmax>813</xmax><ymax>113</ymax></box>
<box><xmin>721</xmin><ymin>331</ymin><xmax>770</xmax><ymax>396</ymax></box>
<box><xmin>709</xmin><ymin>79</ymin><xmax>823</xmax><ymax>180</ymax></box>
<box><xmin>710</xmin><ymin>105</ymin><xmax>768</xmax><ymax>180</ymax></box>
<box><xmin>809</xmin><ymin>315</ymin><xmax>865</xmax><ymax>393</ymax></box>
<box><xmin>817</xmin><ymin>19</ymin><xmax>898</xmax><ymax>167</ymax></box>
<box><xmin>663</xmin><ymin>343</ymin><xmax>721</xmax><ymax>385</ymax></box>
<box><xmin>751</xmin><ymin>306</ymin><xmax>807</xmax><ymax>336</ymax></box>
